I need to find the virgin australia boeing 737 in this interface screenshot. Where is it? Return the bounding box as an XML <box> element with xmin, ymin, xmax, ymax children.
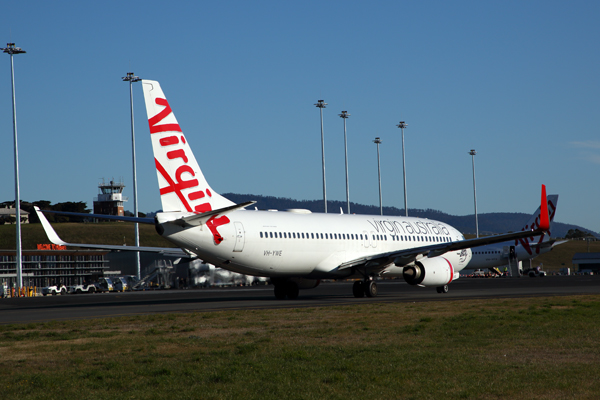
<box><xmin>35</xmin><ymin>80</ymin><xmax>552</xmax><ymax>300</ymax></box>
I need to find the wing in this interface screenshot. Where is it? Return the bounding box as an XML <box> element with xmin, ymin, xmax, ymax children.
<box><xmin>34</xmin><ymin>206</ymin><xmax>188</xmax><ymax>257</ymax></box>
<box><xmin>339</xmin><ymin>184</ymin><xmax>551</xmax><ymax>272</ymax></box>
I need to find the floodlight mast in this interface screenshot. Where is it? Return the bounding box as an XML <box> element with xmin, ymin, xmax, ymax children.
<box><xmin>397</xmin><ymin>121</ymin><xmax>408</xmax><ymax>216</ymax></box>
<box><xmin>339</xmin><ymin>111</ymin><xmax>351</xmax><ymax>214</ymax></box>
<box><xmin>122</xmin><ymin>72</ymin><xmax>142</xmax><ymax>279</ymax></box>
<box><xmin>2</xmin><ymin>43</ymin><xmax>26</xmax><ymax>292</ymax></box>
<box><xmin>469</xmin><ymin>149</ymin><xmax>479</xmax><ymax>238</ymax></box>
<box><xmin>373</xmin><ymin>137</ymin><xmax>383</xmax><ymax>216</ymax></box>
<box><xmin>315</xmin><ymin>100</ymin><xmax>328</xmax><ymax>213</ymax></box>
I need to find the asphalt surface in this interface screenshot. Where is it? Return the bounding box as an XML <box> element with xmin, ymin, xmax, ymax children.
<box><xmin>1</xmin><ymin>275</ymin><xmax>599</xmax><ymax>325</ymax></box>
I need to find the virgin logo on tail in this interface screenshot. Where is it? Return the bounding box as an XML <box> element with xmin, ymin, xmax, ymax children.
<box><xmin>147</xmin><ymin>95</ymin><xmax>230</xmax><ymax>244</ymax></box>
<box><xmin>516</xmin><ymin>198</ymin><xmax>557</xmax><ymax>255</ymax></box>
<box><xmin>149</xmin><ymin>96</ymin><xmax>214</xmax><ymax>214</ymax></box>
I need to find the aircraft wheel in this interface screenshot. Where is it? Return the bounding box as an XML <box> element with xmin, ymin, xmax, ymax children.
<box><xmin>274</xmin><ymin>284</ymin><xmax>286</xmax><ymax>300</ymax></box>
<box><xmin>364</xmin><ymin>280</ymin><xmax>378</xmax><ymax>298</ymax></box>
<box><xmin>285</xmin><ymin>282</ymin><xmax>299</xmax><ymax>300</ymax></box>
<box><xmin>352</xmin><ymin>281</ymin><xmax>365</xmax><ymax>298</ymax></box>
<box><xmin>436</xmin><ymin>285</ymin><xmax>449</xmax><ymax>294</ymax></box>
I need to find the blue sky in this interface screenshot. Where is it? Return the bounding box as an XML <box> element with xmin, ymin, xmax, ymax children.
<box><xmin>1</xmin><ymin>0</ymin><xmax>599</xmax><ymax>233</ymax></box>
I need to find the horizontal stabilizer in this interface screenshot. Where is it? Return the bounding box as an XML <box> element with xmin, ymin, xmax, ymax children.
<box><xmin>164</xmin><ymin>201</ymin><xmax>256</xmax><ymax>227</ymax></box>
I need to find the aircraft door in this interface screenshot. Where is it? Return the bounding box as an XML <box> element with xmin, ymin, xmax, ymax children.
<box><xmin>370</xmin><ymin>231</ymin><xmax>377</xmax><ymax>248</ymax></box>
<box><xmin>233</xmin><ymin>222</ymin><xmax>245</xmax><ymax>252</ymax></box>
<box><xmin>363</xmin><ymin>231</ymin><xmax>370</xmax><ymax>248</ymax></box>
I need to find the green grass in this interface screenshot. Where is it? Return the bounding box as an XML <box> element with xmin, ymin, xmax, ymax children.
<box><xmin>2</xmin><ymin>296</ymin><xmax>600</xmax><ymax>399</ymax></box>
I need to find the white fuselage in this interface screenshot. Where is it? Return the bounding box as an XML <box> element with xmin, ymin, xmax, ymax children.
<box><xmin>157</xmin><ymin>209</ymin><xmax>473</xmax><ymax>279</ymax></box>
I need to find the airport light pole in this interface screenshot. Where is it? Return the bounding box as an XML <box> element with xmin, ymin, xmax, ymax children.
<box><xmin>315</xmin><ymin>100</ymin><xmax>328</xmax><ymax>213</ymax></box>
<box><xmin>469</xmin><ymin>149</ymin><xmax>479</xmax><ymax>238</ymax></box>
<box><xmin>122</xmin><ymin>72</ymin><xmax>142</xmax><ymax>280</ymax></box>
<box><xmin>397</xmin><ymin>121</ymin><xmax>408</xmax><ymax>216</ymax></box>
<box><xmin>3</xmin><ymin>43</ymin><xmax>26</xmax><ymax>292</ymax></box>
<box><xmin>374</xmin><ymin>137</ymin><xmax>383</xmax><ymax>216</ymax></box>
<box><xmin>339</xmin><ymin>111</ymin><xmax>351</xmax><ymax>214</ymax></box>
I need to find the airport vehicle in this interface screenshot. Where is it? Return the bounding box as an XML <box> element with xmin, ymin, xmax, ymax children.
<box><xmin>34</xmin><ymin>80</ymin><xmax>552</xmax><ymax>300</ymax></box>
<box><xmin>467</xmin><ymin>195</ymin><xmax>564</xmax><ymax>271</ymax></box>
<box><xmin>527</xmin><ymin>269</ymin><xmax>546</xmax><ymax>277</ymax></box>
<box><xmin>94</xmin><ymin>277</ymin><xmax>115</xmax><ymax>292</ymax></box>
<box><xmin>68</xmin><ymin>284</ymin><xmax>96</xmax><ymax>294</ymax></box>
<box><xmin>42</xmin><ymin>285</ymin><xmax>67</xmax><ymax>296</ymax></box>
<box><xmin>111</xmin><ymin>276</ymin><xmax>130</xmax><ymax>292</ymax></box>
<box><xmin>523</xmin><ymin>266</ymin><xmax>547</xmax><ymax>277</ymax></box>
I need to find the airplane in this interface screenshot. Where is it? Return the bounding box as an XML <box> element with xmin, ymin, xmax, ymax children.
<box><xmin>467</xmin><ymin>195</ymin><xmax>565</xmax><ymax>274</ymax></box>
<box><xmin>34</xmin><ymin>79</ymin><xmax>552</xmax><ymax>300</ymax></box>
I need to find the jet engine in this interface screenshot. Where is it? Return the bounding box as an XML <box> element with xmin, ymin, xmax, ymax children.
<box><xmin>402</xmin><ymin>257</ymin><xmax>454</xmax><ymax>287</ymax></box>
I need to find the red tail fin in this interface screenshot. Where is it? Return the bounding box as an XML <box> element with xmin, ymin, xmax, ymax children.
<box><xmin>539</xmin><ymin>184</ymin><xmax>550</xmax><ymax>231</ymax></box>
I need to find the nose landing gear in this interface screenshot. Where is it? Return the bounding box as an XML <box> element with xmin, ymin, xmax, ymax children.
<box><xmin>352</xmin><ymin>278</ymin><xmax>378</xmax><ymax>298</ymax></box>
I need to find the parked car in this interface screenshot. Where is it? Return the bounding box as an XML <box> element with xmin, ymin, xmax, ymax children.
<box><xmin>68</xmin><ymin>284</ymin><xmax>96</xmax><ymax>294</ymax></box>
<box><xmin>42</xmin><ymin>285</ymin><xmax>67</xmax><ymax>296</ymax></box>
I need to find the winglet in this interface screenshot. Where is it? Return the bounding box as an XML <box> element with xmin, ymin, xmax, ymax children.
<box><xmin>539</xmin><ymin>184</ymin><xmax>550</xmax><ymax>231</ymax></box>
<box><xmin>34</xmin><ymin>206</ymin><xmax>69</xmax><ymax>246</ymax></box>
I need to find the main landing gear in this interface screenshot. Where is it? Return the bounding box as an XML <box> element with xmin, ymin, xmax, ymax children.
<box><xmin>436</xmin><ymin>285</ymin><xmax>449</xmax><ymax>294</ymax></box>
<box><xmin>273</xmin><ymin>281</ymin><xmax>299</xmax><ymax>300</ymax></box>
<box><xmin>352</xmin><ymin>279</ymin><xmax>378</xmax><ymax>298</ymax></box>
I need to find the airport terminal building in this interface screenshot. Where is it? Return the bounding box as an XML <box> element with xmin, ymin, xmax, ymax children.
<box><xmin>572</xmin><ymin>253</ymin><xmax>600</xmax><ymax>274</ymax></box>
<box><xmin>0</xmin><ymin>248</ymin><xmax>109</xmax><ymax>288</ymax></box>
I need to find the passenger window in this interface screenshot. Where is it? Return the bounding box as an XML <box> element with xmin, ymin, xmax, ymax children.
<box><xmin>311</xmin><ymin>233</ymin><xmax>314</xmax><ymax>239</ymax></box>
<box><xmin>260</xmin><ymin>232</ymin><xmax>263</xmax><ymax>238</ymax></box>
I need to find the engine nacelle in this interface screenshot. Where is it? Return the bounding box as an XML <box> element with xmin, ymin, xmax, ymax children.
<box><xmin>402</xmin><ymin>257</ymin><xmax>454</xmax><ymax>287</ymax></box>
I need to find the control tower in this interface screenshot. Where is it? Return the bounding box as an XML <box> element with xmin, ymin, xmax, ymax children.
<box><xmin>93</xmin><ymin>179</ymin><xmax>128</xmax><ymax>216</ymax></box>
